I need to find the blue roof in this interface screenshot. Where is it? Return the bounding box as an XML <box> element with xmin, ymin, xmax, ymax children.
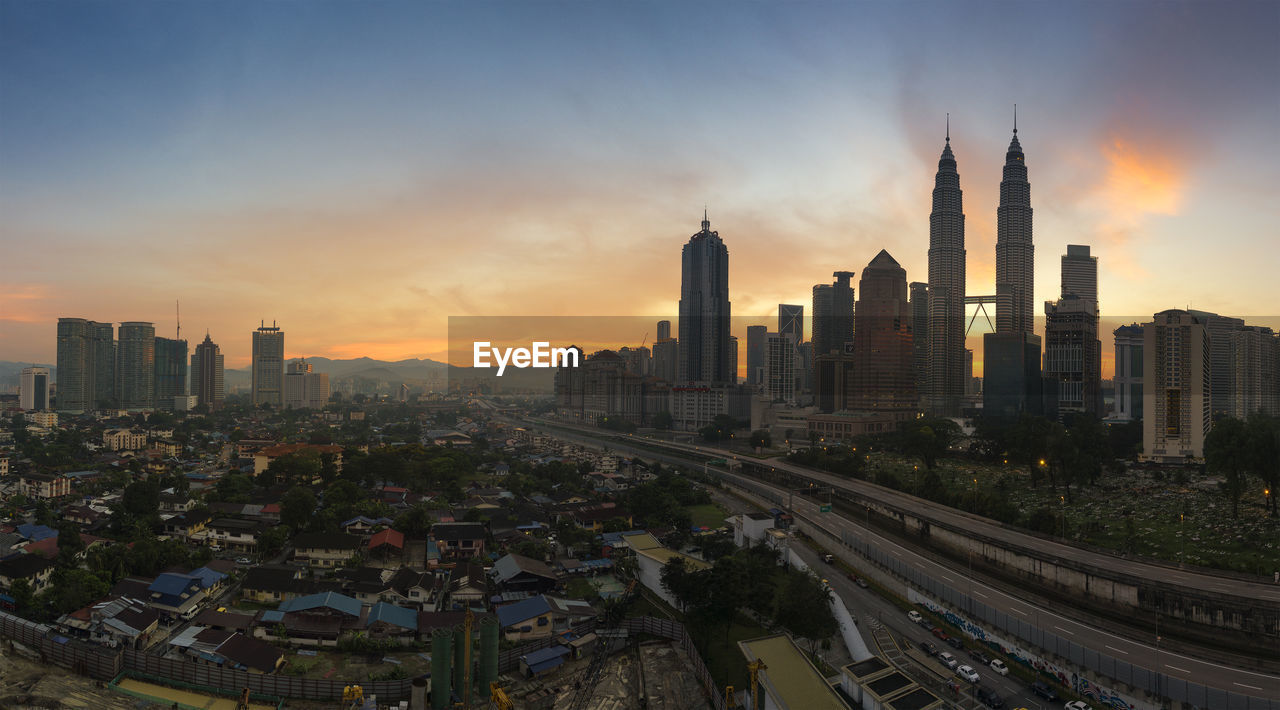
<box><xmin>522</xmin><ymin>645</ymin><xmax>570</xmax><ymax>670</ymax></box>
<box><xmin>581</xmin><ymin>559</ymin><xmax>613</xmax><ymax>569</ymax></box>
<box><xmin>496</xmin><ymin>596</ymin><xmax>552</xmax><ymax>628</ymax></box>
<box><xmin>188</xmin><ymin>566</ymin><xmax>227</xmax><ymax>589</ymax></box>
<box><xmin>149</xmin><ymin>573</ymin><xmax>201</xmax><ymax>596</ymax></box>
<box><xmin>341</xmin><ymin>515</ymin><xmax>392</xmax><ymax>527</ymax></box>
<box><xmin>16</xmin><ymin>524</ymin><xmax>58</xmax><ymax>542</ymax></box>
<box><xmin>367</xmin><ymin>602</ymin><xmax>417</xmax><ymax>631</ymax></box>
<box><xmin>260</xmin><ymin>610</ymin><xmax>285</xmax><ymax>623</ymax></box>
<box><xmin>278</xmin><ymin>591</ymin><xmax>362</xmax><ymax>617</ymax></box>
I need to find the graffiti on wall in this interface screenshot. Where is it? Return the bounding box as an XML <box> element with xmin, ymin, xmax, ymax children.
<box><xmin>908</xmin><ymin>589</ymin><xmax>1139</xmax><ymax>710</ymax></box>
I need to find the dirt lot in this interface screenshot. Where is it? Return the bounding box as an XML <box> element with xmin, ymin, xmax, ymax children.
<box><xmin>0</xmin><ymin>641</ymin><xmax>140</xmax><ymax>710</ymax></box>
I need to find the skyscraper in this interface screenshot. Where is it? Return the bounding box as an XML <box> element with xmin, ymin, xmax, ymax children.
<box><xmin>656</xmin><ymin>320</ymin><xmax>671</xmax><ymax>342</ymax></box>
<box><xmin>1143</xmin><ymin>310</ymin><xmax>1211</xmax><ymax>462</ymax></box>
<box><xmin>909</xmin><ymin>282</ymin><xmax>929</xmax><ymax>401</ymax></box>
<box><xmin>154</xmin><ymin>336</ymin><xmax>188</xmax><ymax>411</ymax></box>
<box><xmin>677</xmin><ymin>213</ymin><xmax>732</xmax><ymax>383</ymax></box>
<box><xmin>89</xmin><ymin>321</ymin><xmax>116</xmax><ymax>408</ymax></box>
<box><xmin>812</xmin><ymin>271</ymin><xmax>855</xmax><ymax>362</ymax></box>
<box><xmin>745</xmin><ymin>325</ymin><xmax>767</xmax><ymax>388</ymax></box>
<box><xmin>926</xmin><ymin>122</ymin><xmax>966</xmax><ymax>415</ymax></box>
<box><xmin>252</xmin><ymin>322</ymin><xmax>285</xmax><ymax>407</ymax></box>
<box><xmin>117</xmin><ymin>322</ymin><xmax>156</xmax><ymax>411</ymax></box>
<box><xmin>1113</xmin><ymin>324</ymin><xmax>1144</xmax><ymax>421</ymax></box>
<box><xmin>850</xmin><ymin>250</ymin><xmax>916</xmax><ymax>416</ymax></box>
<box><xmin>1188</xmin><ymin>310</ymin><xmax>1245</xmax><ymax>419</ymax></box>
<box><xmin>995</xmin><ymin>114</ymin><xmax>1034</xmax><ymax>335</ymax></box>
<box><xmin>778</xmin><ymin>304</ymin><xmax>804</xmax><ymax>344</ymax></box>
<box><xmin>1061</xmin><ymin>245</ymin><xmax>1098</xmax><ymax>303</ymax></box>
<box><xmin>1044</xmin><ymin>296</ymin><xmax>1102</xmax><ymax>417</ymax></box>
<box><xmin>20</xmin><ymin>367</ymin><xmax>50</xmax><ymax>411</ymax></box>
<box><xmin>1230</xmin><ymin>326</ymin><xmax>1279</xmax><ymax>419</ymax></box>
<box><xmin>191</xmin><ymin>333</ymin><xmax>225</xmax><ymax>412</ymax></box>
<box><xmin>56</xmin><ymin>318</ymin><xmax>93</xmax><ymax>413</ymax></box>
<box><xmin>764</xmin><ymin>332</ymin><xmax>798</xmax><ymax>404</ymax></box>
<box><xmin>285</xmin><ymin>358</ymin><xmax>331</xmax><ymax>409</ymax></box>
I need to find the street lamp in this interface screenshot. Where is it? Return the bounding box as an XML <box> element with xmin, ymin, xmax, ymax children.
<box><xmin>1060</xmin><ymin>495</ymin><xmax>1066</xmax><ymax>539</ymax></box>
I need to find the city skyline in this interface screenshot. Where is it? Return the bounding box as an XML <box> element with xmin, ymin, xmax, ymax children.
<box><xmin>2</xmin><ymin>1</ymin><xmax>1277</xmax><ymax>371</ymax></box>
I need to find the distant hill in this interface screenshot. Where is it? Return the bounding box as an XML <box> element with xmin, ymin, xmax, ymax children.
<box><xmin>0</xmin><ymin>361</ymin><xmax>55</xmax><ymax>390</ymax></box>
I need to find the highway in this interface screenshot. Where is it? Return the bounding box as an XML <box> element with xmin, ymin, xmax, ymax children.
<box><xmin>512</xmin><ymin>417</ymin><xmax>1280</xmax><ymax>703</ymax></box>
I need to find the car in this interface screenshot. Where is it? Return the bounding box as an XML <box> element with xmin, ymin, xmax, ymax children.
<box><xmin>1064</xmin><ymin>702</ymin><xmax>1090</xmax><ymax>710</ymax></box>
<box><xmin>937</xmin><ymin>651</ymin><xmax>958</xmax><ymax>669</ymax></box>
<box><xmin>907</xmin><ymin>610</ymin><xmax>924</xmax><ymax>624</ymax></box>
<box><xmin>970</xmin><ymin>649</ymin><xmax>992</xmax><ymax>665</ymax></box>
<box><xmin>236</xmin><ymin>557</ymin><xmax>252</xmax><ymax>565</ymax></box>
<box><xmin>932</xmin><ymin>627</ymin><xmax>950</xmax><ymax>642</ymax></box>
<box><xmin>853</xmin><ymin>575</ymin><xmax>870</xmax><ymax>588</ymax></box>
<box><xmin>990</xmin><ymin>659</ymin><xmax>1009</xmax><ymax>676</ymax></box>
<box><xmin>822</xmin><ymin>553</ymin><xmax>835</xmax><ymax>564</ymax></box>
<box><xmin>1030</xmin><ymin>681</ymin><xmax>1059</xmax><ymax>701</ymax></box>
<box><xmin>976</xmin><ymin>687</ymin><xmax>1005</xmax><ymax>709</ymax></box>
<box><xmin>919</xmin><ymin>640</ymin><xmax>939</xmax><ymax>657</ymax></box>
<box><xmin>946</xmin><ymin>636</ymin><xmax>963</xmax><ymax>650</ymax></box>
<box><xmin>957</xmin><ymin>665</ymin><xmax>980</xmax><ymax>683</ymax></box>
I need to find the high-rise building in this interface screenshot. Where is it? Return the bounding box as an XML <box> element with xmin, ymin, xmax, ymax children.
<box><xmin>20</xmin><ymin>367</ymin><xmax>50</xmax><ymax>411</ymax></box>
<box><xmin>652</xmin><ymin>337</ymin><xmax>679</xmax><ymax>384</ymax></box>
<box><xmin>812</xmin><ymin>271</ymin><xmax>855</xmax><ymax>363</ymax></box>
<box><xmin>745</xmin><ymin>325</ymin><xmax>767</xmax><ymax>388</ymax></box>
<box><xmin>926</xmin><ymin>124</ymin><xmax>967</xmax><ymax>415</ymax></box>
<box><xmin>1143</xmin><ymin>310</ymin><xmax>1210</xmax><ymax>462</ymax></box>
<box><xmin>284</xmin><ymin>358</ymin><xmax>330</xmax><ymax>409</ymax></box>
<box><xmin>815</xmin><ymin>353</ymin><xmax>855</xmax><ymax>413</ymax></box>
<box><xmin>909</xmin><ymin>282</ymin><xmax>929</xmax><ymax>402</ymax></box>
<box><xmin>728</xmin><ymin>337</ymin><xmax>739</xmax><ymax>384</ymax></box>
<box><xmin>764</xmin><ymin>332</ymin><xmax>798</xmax><ymax>405</ymax></box>
<box><xmin>1060</xmin><ymin>245</ymin><xmax>1098</xmax><ymax>304</ymax></box>
<box><xmin>983</xmin><ymin>332</ymin><xmax>1044</xmax><ymax>419</ymax></box>
<box><xmin>1044</xmin><ymin>296</ymin><xmax>1102</xmax><ymax>417</ymax></box>
<box><xmin>252</xmin><ymin>322</ymin><xmax>285</xmax><ymax>407</ymax></box>
<box><xmin>1113</xmin><ymin>324</ymin><xmax>1144</xmax><ymax>421</ymax></box>
<box><xmin>191</xmin><ymin>333</ymin><xmax>225</xmax><ymax>412</ymax></box>
<box><xmin>677</xmin><ymin>213</ymin><xmax>732</xmax><ymax>383</ymax></box>
<box><xmin>117</xmin><ymin>322</ymin><xmax>156</xmax><ymax>411</ymax></box>
<box><xmin>56</xmin><ymin>318</ymin><xmax>115</xmax><ymax>413</ymax></box>
<box><xmin>995</xmin><ymin>116</ymin><xmax>1034</xmax><ymax>335</ymax></box>
<box><xmin>850</xmin><ymin>250</ymin><xmax>915</xmax><ymax>416</ymax></box>
<box><xmin>656</xmin><ymin>320</ymin><xmax>671</xmax><ymax>342</ymax></box>
<box><xmin>1230</xmin><ymin>326</ymin><xmax>1279</xmax><ymax>419</ymax></box>
<box><xmin>778</xmin><ymin>304</ymin><xmax>804</xmax><ymax>344</ymax></box>
<box><xmin>1188</xmin><ymin>310</ymin><xmax>1245</xmax><ymax>419</ymax></box>
<box><xmin>154</xmin><ymin>336</ymin><xmax>188</xmax><ymax>411</ymax></box>
<box><xmin>617</xmin><ymin>346</ymin><xmax>652</xmax><ymax>377</ymax></box>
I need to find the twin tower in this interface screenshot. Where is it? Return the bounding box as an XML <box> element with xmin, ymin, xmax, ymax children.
<box><xmin>925</xmin><ymin>112</ymin><xmax>1032</xmax><ymax>416</ymax></box>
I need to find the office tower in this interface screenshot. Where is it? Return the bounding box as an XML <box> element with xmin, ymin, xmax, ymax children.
<box><xmin>191</xmin><ymin>333</ymin><xmax>225</xmax><ymax>412</ymax></box>
<box><xmin>618</xmin><ymin>346</ymin><xmax>652</xmax><ymax>376</ymax></box>
<box><xmin>20</xmin><ymin>367</ymin><xmax>50</xmax><ymax>411</ymax></box>
<box><xmin>965</xmin><ymin>349</ymin><xmax>980</xmax><ymax>396</ymax></box>
<box><xmin>728</xmin><ymin>337</ymin><xmax>739</xmax><ymax>383</ymax></box>
<box><xmin>1044</xmin><ymin>297</ymin><xmax>1102</xmax><ymax>417</ymax></box>
<box><xmin>1230</xmin><ymin>326</ymin><xmax>1279</xmax><ymax>419</ymax></box>
<box><xmin>154</xmin><ymin>336</ymin><xmax>188</xmax><ymax>411</ymax></box>
<box><xmin>909</xmin><ymin>282</ymin><xmax>929</xmax><ymax>400</ymax></box>
<box><xmin>812</xmin><ymin>271</ymin><xmax>855</xmax><ymax>363</ymax></box>
<box><xmin>56</xmin><ymin>318</ymin><xmax>115</xmax><ymax>413</ymax></box>
<box><xmin>850</xmin><ymin>250</ymin><xmax>916</xmax><ymax>416</ymax></box>
<box><xmin>89</xmin><ymin>321</ymin><xmax>116</xmax><ymax>408</ymax></box>
<box><xmin>117</xmin><ymin>322</ymin><xmax>156</xmax><ymax>411</ymax></box>
<box><xmin>983</xmin><ymin>332</ymin><xmax>1044</xmax><ymax>419</ymax></box>
<box><xmin>815</xmin><ymin>353</ymin><xmax>855</xmax><ymax>413</ymax></box>
<box><xmin>926</xmin><ymin>123</ymin><xmax>966</xmax><ymax>416</ymax></box>
<box><xmin>764</xmin><ymin>332</ymin><xmax>798</xmax><ymax>405</ymax></box>
<box><xmin>995</xmin><ymin>116</ymin><xmax>1034</xmax><ymax>334</ymax></box>
<box><xmin>656</xmin><ymin>320</ymin><xmax>671</xmax><ymax>342</ymax></box>
<box><xmin>252</xmin><ymin>321</ymin><xmax>285</xmax><ymax>407</ymax></box>
<box><xmin>652</xmin><ymin>337</ymin><xmax>679</xmax><ymax>383</ymax></box>
<box><xmin>778</xmin><ymin>304</ymin><xmax>804</xmax><ymax>344</ymax></box>
<box><xmin>746</xmin><ymin>325</ymin><xmax>767</xmax><ymax>388</ymax></box>
<box><xmin>284</xmin><ymin>358</ymin><xmax>330</xmax><ymax>409</ymax></box>
<box><xmin>1188</xmin><ymin>310</ymin><xmax>1245</xmax><ymax>418</ymax></box>
<box><xmin>678</xmin><ymin>212</ymin><xmax>732</xmax><ymax>383</ymax></box>
<box><xmin>1143</xmin><ymin>310</ymin><xmax>1210</xmax><ymax>462</ymax></box>
<box><xmin>1060</xmin><ymin>245</ymin><xmax>1098</xmax><ymax>303</ymax></box>
<box><xmin>1113</xmin><ymin>324</ymin><xmax>1144</xmax><ymax>421</ymax></box>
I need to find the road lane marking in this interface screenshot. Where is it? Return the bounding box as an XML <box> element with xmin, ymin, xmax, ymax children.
<box><xmin>973</xmin><ymin>591</ymin><xmax>987</xmax><ymax>599</ymax></box>
<box><xmin>1166</xmin><ymin>665</ymin><xmax>1190</xmax><ymax>674</ymax></box>
<box><xmin>940</xmin><ymin>574</ymin><xmax>954</xmax><ymax>582</ymax></box>
<box><xmin>1010</xmin><ymin>608</ymin><xmax>1028</xmax><ymax>616</ymax></box>
<box><xmin>1235</xmin><ymin>683</ymin><xmax>1263</xmax><ymax>690</ymax></box>
<box><xmin>1105</xmin><ymin>645</ymin><xmax>1129</xmax><ymax>655</ymax></box>
<box><xmin>1055</xmin><ymin>626</ymin><xmax>1074</xmax><ymax>636</ymax></box>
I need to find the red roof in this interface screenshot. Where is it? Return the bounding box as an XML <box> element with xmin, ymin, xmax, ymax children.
<box><xmin>369</xmin><ymin>528</ymin><xmax>405</xmax><ymax>550</ymax></box>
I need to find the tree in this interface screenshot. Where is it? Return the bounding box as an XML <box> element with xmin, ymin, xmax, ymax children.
<box><xmin>259</xmin><ymin>525</ymin><xmax>290</xmax><ymax>558</ymax></box>
<box><xmin>749</xmin><ymin>429</ymin><xmax>772</xmax><ymax>450</ymax></box>
<box><xmin>1245</xmin><ymin>414</ymin><xmax>1280</xmax><ymax>516</ymax></box>
<box><xmin>774</xmin><ymin>571</ymin><xmax>837</xmax><ymax>654</ymax></box>
<box><xmin>281</xmin><ymin>487</ymin><xmax>318</xmax><ymax>530</ymax></box>
<box><xmin>651</xmin><ymin>411</ymin><xmax>673</xmax><ymax>431</ymax></box>
<box><xmin>698</xmin><ymin>415</ymin><xmax>738</xmax><ymax>443</ymax></box>
<box><xmin>902</xmin><ymin>418</ymin><xmax>958</xmax><ymax>471</ymax></box>
<box><xmin>267</xmin><ymin>450</ymin><xmax>322</xmax><ymax>486</ymax></box>
<box><xmin>1205</xmin><ymin>417</ymin><xmax>1249</xmax><ymax>519</ymax></box>
<box><xmin>9</xmin><ymin>579</ymin><xmax>35</xmax><ymax>616</ymax></box>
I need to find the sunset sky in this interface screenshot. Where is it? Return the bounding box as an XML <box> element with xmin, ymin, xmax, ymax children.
<box><xmin>2</xmin><ymin>1</ymin><xmax>1277</xmax><ymax>376</ymax></box>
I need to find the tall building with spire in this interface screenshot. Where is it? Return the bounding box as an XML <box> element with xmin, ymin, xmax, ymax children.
<box><xmin>851</xmin><ymin>250</ymin><xmax>916</xmax><ymax>416</ymax></box>
<box><xmin>995</xmin><ymin>109</ymin><xmax>1034</xmax><ymax>335</ymax></box>
<box><xmin>191</xmin><ymin>333</ymin><xmax>225</xmax><ymax>412</ymax></box>
<box><xmin>926</xmin><ymin>119</ymin><xmax>967</xmax><ymax>415</ymax></box>
<box><xmin>678</xmin><ymin>212</ymin><xmax>733</xmax><ymax>383</ymax></box>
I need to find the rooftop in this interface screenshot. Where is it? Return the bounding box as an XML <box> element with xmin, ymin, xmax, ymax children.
<box><xmin>739</xmin><ymin>634</ymin><xmax>846</xmax><ymax>710</ymax></box>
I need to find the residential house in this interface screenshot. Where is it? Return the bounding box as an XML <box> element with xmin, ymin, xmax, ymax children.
<box><xmin>431</xmin><ymin>522</ymin><xmax>487</xmax><ymax>562</ymax></box>
<box><xmin>495</xmin><ymin>595</ymin><xmax>555</xmax><ymax>642</ymax></box>
<box><xmin>147</xmin><ymin>573</ymin><xmax>207</xmax><ymax>620</ymax></box>
<box><xmin>293</xmin><ymin>533</ymin><xmax>360</xmax><ymax>569</ymax></box>
<box><xmin>206</xmin><ymin>518</ymin><xmax>264</xmax><ymax>553</ymax></box>
<box><xmin>241</xmin><ymin>566</ymin><xmax>336</xmax><ymax>605</ymax></box>
<box><xmin>0</xmin><ymin>554</ymin><xmax>56</xmax><ymax>594</ymax></box>
<box><xmin>163</xmin><ymin>510</ymin><xmax>212</xmax><ymax>541</ymax></box>
<box><xmin>59</xmin><ymin>596</ymin><xmax>161</xmax><ymax>649</ymax></box>
<box><xmin>365</xmin><ymin>602</ymin><xmax>418</xmax><ymax>644</ymax></box>
<box><xmin>368</xmin><ymin>529</ymin><xmax>404</xmax><ymax>562</ymax></box>
<box><xmin>490</xmin><ymin>554</ymin><xmax>558</xmax><ymax>595</ymax></box>
<box><xmin>446</xmin><ymin>563</ymin><xmax>488</xmax><ymax>611</ymax></box>
<box><xmin>19</xmin><ymin>472</ymin><xmax>71</xmax><ymax>499</ymax></box>
<box><xmin>102</xmin><ymin>429</ymin><xmax>148</xmax><ymax>451</ymax></box>
<box><xmin>253</xmin><ymin>443</ymin><xmax>343</xmax><ymax>479</ymax></box>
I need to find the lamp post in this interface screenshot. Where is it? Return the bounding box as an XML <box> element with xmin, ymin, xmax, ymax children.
<box><xmin>1060</xmin><ymin>495</ymin><xmax>1066</xmax><ymax>539</ymax></box>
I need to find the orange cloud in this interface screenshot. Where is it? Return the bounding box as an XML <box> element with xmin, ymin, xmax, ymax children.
<box><xmin>1101</xmin><ymin>137</ymin><xmax>1183</xmax><ymax>218</ymax></box>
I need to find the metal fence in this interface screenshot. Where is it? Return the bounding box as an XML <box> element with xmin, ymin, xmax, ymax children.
<box><xmin>623</xmin><ymin>615</ymin><xmax>726</xmax><ymax>710</ymax></box>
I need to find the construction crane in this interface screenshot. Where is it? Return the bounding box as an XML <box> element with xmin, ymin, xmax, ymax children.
<box><xmin>488</xmin><ymin>681</ymin><xmax>514</xmax><ymax>710</ymax></box>
<box><xmin>234</xmin><ymin>688</ymin><xmax>250</xmax><ymax>710</ymax></box>
<box><xmin>747</xmin><ymin>659</ymin><xmax>766</xmax><ymax>710</ymax></box>
<box><xmin>565</xmin><ymin>580</ymin><xmax>639</xmax><ymax>710</ymax></box>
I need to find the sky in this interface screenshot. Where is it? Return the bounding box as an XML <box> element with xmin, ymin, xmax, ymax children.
<box><xmin>2</xmin><ymin>1</ymin><xmax>1277</xmax><ymax>376</ymax></box>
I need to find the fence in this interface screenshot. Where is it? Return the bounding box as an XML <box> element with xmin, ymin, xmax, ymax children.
<box><xmin>622</xmin><ymin>615</ymin><xmax>726</xmax><ymax>710</ymax></box>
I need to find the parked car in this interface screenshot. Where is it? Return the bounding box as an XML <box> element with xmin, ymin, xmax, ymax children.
<box><xmin>946</xmin><ymin>636</ymin><xmax>963</xmax><ymax>650</ymax></box>
<box><xmin>822</xmin><ymin>553</ymin><xmax>835</xmax><ymax>563</ymax></box>
<box><xmin>970</xmin><ymin>649</ymin><xmax>992</xmax><ymax>665</ymax></box>
<box><xmin>1030</xmin><ymin>681</ymin><xmax>1059</xmax><ymax>701</ymax></box>
<box><xmin>236</xmin><ymin>557</ymin><xmax>252</xmax><ymax>565</ymax></box>
<box><xmin>907</xmin><ymin>610</ymin><xmax>924</xmax><ymax>624</ymax></box>
<box><xmin>919</xmin><ymin>640</ymin><xmax>939</xmax><ymax>657</ymax></box>
<box><xmin>976</xmin><ymin>687</ymin><xmax>1005</xmax><ymax>709</ymax></box>
<box><xmin>854</xmin><ymin>576</ymin><xmax>870</xmax><ymax>588</ymax></box>
<box><xmin>938</xmin><ymin>651</ymin><xmax>958</xmax><ymax>669</ymax></box>
<box><xmin>1064</xmin><ymin>702</ymin><xmax>1090</xmax><ymax>710</ymax></box>
<box><xmin>957</xmin><ymin>665</ymin><xmax>980</xmax><ymax>683</ymax></box>
<box><xmin>932</xmin><ymin>627</ymin><xmax>950</xmax><ymax>642</ymax></box>
<box><xmin>990</xmin><ymin>659</ymin><xmax>1009</xmax><ymax>676</ymax></box>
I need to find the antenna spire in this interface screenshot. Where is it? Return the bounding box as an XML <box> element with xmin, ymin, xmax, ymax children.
<box><xmin>176</xmin><ymin>300</ymin><xmax>181</xmax><ymax>340</ymax></box>
<box><xmin>945</xmin><ymin>113</ymin><xmax>950</xmax><ymax>143</ymax></box>
<box><xmin>1013</xmin><ymin>104</ymin><xmax>1017</xmax><ymax>134</ymax></box>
